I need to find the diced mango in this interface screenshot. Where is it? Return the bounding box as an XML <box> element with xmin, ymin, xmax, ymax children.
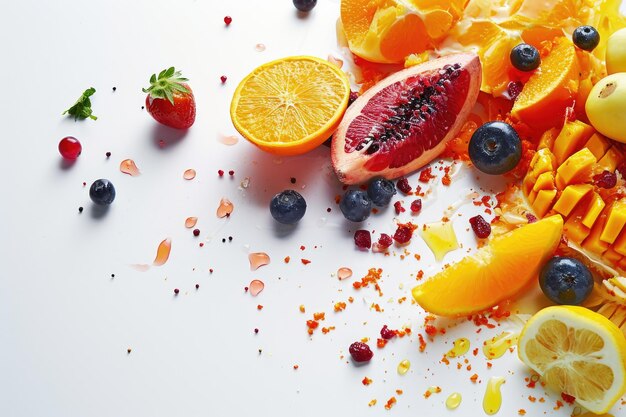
<box><xmin>555</xmin><ymin>148</ymin><xmax>597</xmax><ymax>189</ymax></box>
<box><xmin>532</xmin><ymin>171</ymin><xmax>556</xmax><ymax>192</ymax></box>
<box><xmin>582</xmin><ymin>192</ymin><xmax>606</xmax><ymax>229</ymax></box>
<box><xmin>552</xmin><ymin>184</ymin><xmax>592</xmax><ymax>217</ymax></box>
<box><xmin>552</xmin><ymin>120</ymin><xmax>595</xmax><ymax>165</ymax></box>
<box><xmin>563</xmin><ymin>206</ymin><xmax>591</xmax><ymax>244</ymax></box>
<box><xmin>523</xmin><ymin>174</ymin><xmax>535</xmax><ymax>196</ymax></box>
<box><xmin>529</xmin><ymin>148</ymin><xmax>557</xmax><ymax>178</ymax></box>
<box><xmin>600</xmin><ymin>201</ymin><xmax>626</xmax><ymax>244</ymax></box>
<box><xmin>532</xmin><ymin>189</ymin><xmax>557</xmax><ymax>218</ymax></box>
<box><xmin>582</xmin><ymin>208</ymin><xmax>610</xmax><ymax>255</ymax></box>
<box><xmin>603</xmin><ymin>247</ymin><xmax>623</xmax><ymax>265</ymax></box>
<box><xmin>597</xmin><ymin>146</ymin><xmax>624</xmax><ymax>172</ymax></box>
<box><xmin>527</xmin><ymin>189</ymin><xmax>537</xmax><ymax>204</ymax></box>
<box><xmin>538</xmin><ymin>128</ymin><xmax>559</xmax><ymax>150</ymax></box>
<box><xmin>613</xmin><ymin>227</ymin><xmax>626</xmax><ymax>256</ymax></box>
<box><xmin>583</xmin><ymin>133</ymin><xmax>611</xmax><ymax>160</ymax></box>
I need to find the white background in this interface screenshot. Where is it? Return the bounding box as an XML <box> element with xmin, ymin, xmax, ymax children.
<box><xmin>1</xmin><ymin>1</ymin><xmax>624</xmax><ymax>416</ymax></box>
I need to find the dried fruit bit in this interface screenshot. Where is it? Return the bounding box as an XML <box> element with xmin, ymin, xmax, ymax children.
<box><xmin>593</xmin><ymin>170</ymin><xmax>617</xmax><ymax>189</ymax></box>
<box><xmin>397</xmin><ymin>178</ymin><xmax>412</xmax><ymax>194</ymax></box>
<box><xmin>249</xmin><ymin>252</ymin><xmax>270</xmax><ymax>270</ymax></box>
<box><xmin>368</xmin><ymin>399</ymin><xmax>377</xmax><ymax>407</ymax></box>
<box><xmin>301</xmin><ymin>259</ymin><xmax>311</xmax><ymax>265</ymax></box>
<box><xmin>354</xmin><ymin>230</ymin><xmax>372</xmax><ymax>249</ymax></box>
<box><xmin>394</xmin><ymin>201</ymin><xmax>406</xmax><ymax>214</ymax></box>
<box><xmin>384</xmin><ymin>397</ymin><xmax>397</xmax><ymax>410</ymax></box>
<box><xmin>334</xmin><ymin>302</ymin><xmax>347</xmax><ymax>312</ymax></box>
<box><xmin>376</xmin><ymin>338</ymin><xmax>387</xmax><ymax>348</ymax></box>
<box><xmin>410</xmin><ymin>199</ymin><xmax>422</xmax><ymax>214</ymax></box>
<box><xmin>362</xmin><ymin>377</ymin><xmax>373</xmax><ymax>385</ymax></box>
<box><xmin>373</xmin><ymin>233</ymin><xmax>393</xmax><ymax>253</ymax></box>
<box><xmin>380</xmin><ymin>325</ymin><xmax>396</xmax><ymax>340</ymax></box>
<box><xmin>256</xmin><ymin>304</ymin><xmax>263</xmax><ymax>310</ymax></box>
<box><xmin>393</xmin><ymin>222</ymin><xmax>417</xmax><ymax>244</ymax></box>
<box><xmin>284</xmin><ymin>256</ymin><xmax>290</xmax><ymax>263</ymax></box>
<box><xmin>419</xmin><ymin>167</ymin><xmax>435</xmax><ymax>183</ymax></box>
<box><xmin>349</xmin><ymin>341</ymin><xmax>373</xmax><ymax>362</ymax></box>
<box><xmin>469</xmin><ymin>215</ymin><xmax>491</xmax><ymax>239</ymax></box>
<box><xmin>249</xmin><ymin>280</ymin><xmax>265</xmax><ymax>296</ymax></box>
<box><xmin>337</xmin><ymin>267</ymin><xmax>353</xmax><ymax>280</ymax></box>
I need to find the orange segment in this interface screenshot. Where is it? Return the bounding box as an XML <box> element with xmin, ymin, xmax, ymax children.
<box><xmin>511</xmin><ymin>37</ymin><xmax>579</xmax><ymax>128</ymax></box>
<box><xmin>412</xmin><ymin>215</ymin><xmax>563</xmax><ymax>317</ymax></box>
<box><xmin>230</xmin><ymin>56</ymin><xmax>350</xmax><ymax>156</ymax></box>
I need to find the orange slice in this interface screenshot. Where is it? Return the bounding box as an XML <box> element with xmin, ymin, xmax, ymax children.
<box><xmin>412</xmin><ymin>215</ymin><xmax>563</xmax><ymax>317</ymax></box>
<box><xmin>511</xmin><ymin>37</ymin><xmax>579</xmax><ymax>128</ymax></box>
<box><xmin>230</xmin><ymin>56</ymin><xmax>350</xmax><ymax>156</ymax></box>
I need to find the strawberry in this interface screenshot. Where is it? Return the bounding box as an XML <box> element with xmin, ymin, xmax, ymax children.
<box><xmin>143</xmin><ymin>67</ymin><xmax>196</xmax><ymax>129</ymax></box>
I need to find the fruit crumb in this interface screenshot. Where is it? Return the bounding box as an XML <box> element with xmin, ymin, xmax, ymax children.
<box><xmin>368</xmin><ymin>399</ymin><xmax>377</xmax><ymax>407</ymax></box>
<box><xmin>284</xmin><ymin>256</ymin><xmax>290</xmax><ymax>263</ymax></box>
<box><xmin>384</xmin><ymin>397</ymin><xmax>397</xmax><ymax>410</ymax></box>
<box><xmin>362</xmin><ymin>377</ymin><xmax>373</xmax><ymax>386</ymax></box>
<box><xmin>419</xmin><ymin>167</ymin><xmax>435</xmax><ymax>183</ymax></box>
<box><xmin>301</xmin><ymin>259</ymin><xmax>311</xmax><ymax>265</ymax></box>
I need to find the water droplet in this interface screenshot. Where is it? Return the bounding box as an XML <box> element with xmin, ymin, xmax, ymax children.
<box><xmin>483</xmin><ymin>332</ymin><xmax>519</xmax><ymax>360</ymax></box>
<box><xmin>217</xmin><ymin>198</ymin><xmax>234</xmax><ymax>218</ymax></box>
<box><xmin>255</xmin><ymin>43</ymin><xmax>266</xmax><ymax>52</ymax></box>
<box><xmin>327</xmin><ymin>55</ymin><xmax>343</xmax><ymax>68</ymax></box>
<box><xmin>218</xmin><ymin>134</ymin><xmax>239</xmax><ymax>145</ymax></box>
<box><xmin>131</xmin><ymin>264</ymin><xmax>150</xmax><ymax>272</ymax></box>
<box><xmin>446</xmin><ymin>337</ymin><xmax>470</xmax><ymax>358</ymax></box>
<box><xmin>120</xmin><ymin>159</ymin><xmax>140</xmax><ymax>176</ymax></box>
<box><xmin>240</xmin><ymin>177</ymin><xmax>250</xmax><ymax>189</ymax></box>
<box><xmin>185</xmin><ymin>217</ymin><xmax>198</xmax><ymax>228</ymax></box>
<box><xmin>483</xmin><ymin>377</ymin><xmax>505</xmax><ymax>415</ymax></box>
<box><xmin>446</xmin><ymin>392</ymin><xmax>462</xmax><ymax>410</ymax></box>
<box><xmin>397</xmin><ymin>359</ymin><xmax>410</xmax><ymax>375</ymax></box>
<box><xmin>337</xmin><ymin>267</ymin><xmax>353</xmax><ymax>280</ymax></box>
<box><xmin>183</xmin><ymin>169</ymin><xmax>196</xmax><ymax>180</ymax></box>
<box><xmin>249</xmin><ymin>252</ymin><xmax>270</xmax><ymax>270</ymax></box>
<box><xmin>153</xmin><ymin>238</ymin><xmax>172</xmax><ymax>266</ymax></box>
<box><xmin>249</xmin><ymin>279</ymin><xmax>264</xmax><ymax>296</ymax></box>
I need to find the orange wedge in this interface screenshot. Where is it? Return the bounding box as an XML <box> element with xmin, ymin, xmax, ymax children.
<box><xmin>230</xmin><ymin>56</ymin><xmax>350</xmax><ymax>156</ymax></box>
<box><xmin>412</xmin><ymin>215</ymin><xmax>563</xmax><ymax>317</ymax></box>
<box><xmin>511</xmin><ymin>37</ymin><xmax>579</xmax><ymax>128</ymax></box>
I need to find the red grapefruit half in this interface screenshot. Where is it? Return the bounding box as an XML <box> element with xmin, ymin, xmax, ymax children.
<box><xmin>332</xmin><ymin>54</ymin><xmax>481</xmax><ymax>184</ymax></box>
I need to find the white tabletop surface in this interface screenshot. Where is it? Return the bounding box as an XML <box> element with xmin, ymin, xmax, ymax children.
<box><xmin>1</xmin><ymin>1</ymin><xmax>625</xmax><ymax>416</ymax></box>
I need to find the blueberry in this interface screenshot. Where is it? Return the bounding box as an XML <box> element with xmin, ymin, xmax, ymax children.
<box><xmin>468</xmin><ymin>121</ymin><xmax>522</xmax><ymax>175</ymax></box>
<box><xmin>270</xmin><ymin>190</ymin><xmax>306</xmax><ymax>224</ymax></box>
<box><xmin>340</xmin><ymin>190</ymin><xmax>372</xmax><ymax>222</ymax></box>
<box><xmin>510</xmin><ymin>43</ymin><xmax>540</xmax><ymax>71</ymax></box>
<box><xmin>293</xmin><ymin>0</ymin><xmax>317</xmax><ymax>12</ymax></box>
<box><xmin>89</xmin><ymin>179</ymin><xmax>116</xmax><ymax>205</ymax></box>
<box><xmin>573</xmin><ymin>25</ymin><xmax>600</xmax><ymax>51</ymax></box>
<box><xmin>539</xmin><ymin>257</ymin><xmax>594</xmax><ymax>305</ymax></box>
<box><xmin>367</xmin><ymin>177</ymin><xmax>396</xmax><ymax>207</ymax></box>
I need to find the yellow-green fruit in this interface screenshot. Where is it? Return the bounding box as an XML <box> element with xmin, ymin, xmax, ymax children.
<box><xmin>606</xmin><ymin>28</ymin><xmax>626</xmax><ymax>75</ymax></box>
<box><xmin>585</xmin><ymin>73</ymin><xmax>626</xmax><ymax>143</ymax></box>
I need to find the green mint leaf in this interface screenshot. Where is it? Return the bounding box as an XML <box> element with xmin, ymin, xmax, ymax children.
<box><xmin>62</xmin><ymin>88</ymin><xmax>97</xmax><ymax>121</ymax></box>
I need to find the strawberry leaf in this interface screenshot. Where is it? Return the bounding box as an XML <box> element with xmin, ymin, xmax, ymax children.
<box><xmin>143</xmin><ymin>67</ymin><xmax>190</xmax><ymax>106</ymax></box>
<box><xmin>62</xmin><ymin>87</ymin><xmax>97</xmax><ymax>121</ymax></box>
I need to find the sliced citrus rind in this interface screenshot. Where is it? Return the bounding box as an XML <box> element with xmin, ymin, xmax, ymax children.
<box><xmin>518</xmin><ymin>306</ymin><xmax>626</xmax><ymax>414</ymax></box>
<box><xmin>412</xmin><ymin>215</ymin><xmax>563</xmax><ymax>317</ymax></box>
<box><xmin>230</xmin><ymin>56</ymin><xmax>350</xmax><ymax>156</ymax></box>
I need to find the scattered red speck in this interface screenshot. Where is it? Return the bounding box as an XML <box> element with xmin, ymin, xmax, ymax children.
<box><xmin>349</xmin><ymin>341</ymin><xmax>373</xmax><ymax>362</ymax></box>
<box><xmin>393</xmin><ymin>222</ymin><xmax>417</xmax><ymax>244</ymax></box>
<box><xmin>257</xmin><ymin>304</ymin><xmax>263</xmax><ymax>310</ymax></box>
<box><xmin>199</xmin><ymin>242</ymin><xmax>204</xmax><ymax>247</ymax></box>
<box><xmin>313</xmin><ymin>312</ymin><xmax>325</xmax><ymax>320</ymax></box>
<box><xmin>228</xmin><ymin>170</ymin><xmax>234</xmax><ymax>176</ymax></box>
<box><xmin>376</xmin><ymin>338</ymin><xmax>387</xmax><ymax>348</ymax></box>
<box><xmin>554</xmin><ymin>400</ymin><xmax>564</xmax><ymax>410</ymax></box>
<box><xmin>481</xmin><ymin>195</ymin><xmax>492</xmax><ymax>207</ymax></box>
<box><xmin>354</xmin><ymin>230</ymin><xmax>372</xmax><ymax>249</ymax></box>
<box><xmin>83</xmin><ymin>182</ymin><xmax>87</xmax><ymax>186</ymax></box>
<box><xmin>425</xmin><ymin>325</ymin><xmax>437</xmax><ymax>337</ymax></box>
<box><xmin>380</xmin><ymin>325</ymin><xmax>396</xmax><ymax>340</ymax></box>
<box><xmin>469</xmin><ymin>215</ymin><xmax>491</xmax><ymax>238</ymax></box>
<box><xmin>334</xmin><ymin>302</ymin><xmax>347</xmax><ymax>312</ymax></box>
<box><xmin>218</xmin><ymin>170</ymin><xmax>224</xmax><ymax>176</ymax></box>
<box><xmin>209</xmin><ymin>268</ymin><xmax>214</xmax><ymax>273</ymax></box>
<box><xmin>470</xmin><ymin>373</ymin><xmax>478</xmax><ymax>382</ymax></box>
<box><xmin>293</xmin><ymin>364</ymin><xmax>299</xmax><ymax>370</ymax></box>
<box><xmin>384</xmin><ymin>397</ymin><xmax>397</xmax><ymax>410</ymax></box>
<box><xmin>362</xmin><ymin>377</ymin><xmax>373</xmax><ymax>386</ymax></box>
<box><xmin>301</xmin><ymin>258</ymin><xmax>311</xmax><ymax>265</ymax></box>
<box><xmin>300</xmin><ymin>245</ymin><xmax>305</xmax><ymax>251</ymax></box>
<box><xmin>326</xmin><ymin>207</ymin><xmax>331</xmax><ymax>212</ymax></box>
<box><xmin>418</xmin><ymin>334</ymin><xmax>427</xmax><ymax>352</ymax></box>
<box><xmin>418</xmin><ymin>167</ymin><xmax>435</xmax><ymax>183</ymax></box>
<box><xmin>224</xmin><ymin>15</ymin><xmax>232</xmax><ymax>25</ymax></box>
<box><xmin>220</xmin><ymin>75</ymin><xmax>227</xmax><ymax>83</ymax></box>
<box><xmin>193</xmin><ymin>228</ymin><xmax>200</xmax><ymax>236</ymax></box>
<box><xmin>442</xmin><ymin>166</ymin><xmax>452</xmax><ymax>186</ymax></box>
<box><xmin>174</xmin><ymin>288</ymin><xmax>180</xmax><ymax>295</ymax></box>
<box><xmin>352</xmin><ymin>268</ymin><xmax>383</xmax><ymax>296</ymax></box>
<box><xmin>518</xmin><ymin>409</ymin><xmax>527</xmax><ymax>416</ymax></box>
<box><xmin>397</xmin><ymin>178</ymin><xmax>412</xmax><ymax>194</ymax></box>
<box><xmin>195</xmin><ymin>284</ymin><xmax>199</xmax><ymax>289</ymax></box>
<box><xmin>394</xmin><ymin>201</ymin><xmax>405</xmax><ymax>214</ymax></box>
<box><xmin>254</xmin><ymin>328</ymin><xmax>259</xmax><ymax>334</ymax></box>
<box><xmin>593</xmin><ymin>170</ymin><xmax>617</xmax><ymax>188</ymax></box>
<box><xmin>560</xmin><ymin>393</ymin><xmax>575</xmax><ymax>405</ymax></box>
<box><xmin>284</xmin><ymin>256</ymin><xmax>290</xmax><ymax>263</ymax></box>
<box><xmin>410</xmin><ymin>199</ymin><xmax>422</xmax><ymax>213</ymax></box>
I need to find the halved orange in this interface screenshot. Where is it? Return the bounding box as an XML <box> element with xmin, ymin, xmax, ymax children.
<box><xmin>230</xmin><ymin>56</ymin><xmax>350</xmax><ymax>156</ymax></box>
<box><xmin>412</xmin><ymin>215</ymin><xmax>563</xmax><ymax>317</ymax></box>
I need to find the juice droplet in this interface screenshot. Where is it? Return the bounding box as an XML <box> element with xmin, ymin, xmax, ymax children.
<box><xmin>153</xmin><ymin>238</ymin><xmax>172</xmax><ymax>266</ymax></box>
<box><xmin>218</xmin><ymin>134</ymin><xmax>239</xmax><ymax>145</ymax></box>
<box><xmin>446</xmin><ymin>337</ymin><xmax>470</xmax><ymax>358</ymax></box>
<box><xmin>185</xmin><ymin>217</ymin><xmax>198</xmax><ymax>228</ymax></box>
<box><xmin>327</xmin><ymin>55</ymin><xmax>343</xmax><ymax>68</ymax></box>
<box><xmin>255</xmin><ymin>43</ymin><xmax>266</xmax><ymax>52</ymax></box>
<box><xmin>183</xmin><ymin>169</ymin><xmax>196</xmax><ymax>180</ymax></box>
<box><xmin>249</xmin><ymin>252</ymin><xmax>270</xmax><ymax>270</ymax></box>
<box><xmin>483</xmin><ymin>331</ymin><xmax>519</xmax><ymax>360</ymax></box>
<box><xmin>217</xmin><ymin>198</ymin><xmax>234</xmax><ymax>218</ymax></box>
<box><xmin>120</xmin><ymin>159</ymin><xmax>140</xmax><ymax>176</ymax></box>
<box><xmin>446</xmin><ymin>392</ymin><xmax>462</xmax><ymax>410</ymax></box>
<box><xmin>483</xmin><ymin>377</ymin><xmax>505</xmax><ymax>415</ymax></box>
<box><xmin>249</xmin><ymin>279</ymin><xmax>264</xmax><ymax>296</ymax></box>
<box><xmin>131</xmin><ymin>264</ymin><xmax>150</xmax><ymax>272</ymax></box>
<box><xmin>337</xmin><ymin>267</ymin><xmax>353</xmax><ymax>280</ymax></box>
<box><xmin>397</xmin><ymin>359</ymin><xmax>410</xmax><ymax>375</ymax></box>
<box><xmin>420</xmin><ymin>221</ymin><xmax>459</xmax><ymax>261</ymax></box>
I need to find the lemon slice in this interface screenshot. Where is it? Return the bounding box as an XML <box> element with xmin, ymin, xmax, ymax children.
<box><xmin>518</xmin><ymin>305</ymin><xmax>626</xmax><ymax>414</ymax></box>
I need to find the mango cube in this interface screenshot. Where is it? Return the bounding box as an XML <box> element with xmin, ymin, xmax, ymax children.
<box><xmin>597</xmin><ymin>146</ymin><xmax>624</xmax><ymax>172</ymax></box>
<box><xmin>600</xmin><ymin>201</ymin><xmax>626</xmax><ymax>244</ymax></box>
<box><xmin>532</xmin><ymin>189</ymin><xmax>557</xmax><ymax>218</ymax></box>
<box><xmin>552</xmin><ymin>184</ymin><xmax>592</xmax><ymax>217</ymax></box>
<box><xmin>555</xmin><ymin>148</ymin><xmax>597</xmax><ymax>189</ymax></box>
<box><xmin>583</xmin><ymin>133</ymin><xmax>611</xmax><ymax>160</ymax></box>
<box><xmin>582</xmin><ymin>208</ymin><xmax>610</xmax><ymax>255</ymax></box>
<box><xmin>582</xmin><ymin>192</ymin><xmax>606</xmax><ymax>229</ymax></box>
<box><xmin>532</xmin><ymin>171</ymin><xmax>556</xmax><ymax>192</ymax></box>
<box><xmin>552</xmin><ymin>120</ymin><xmax>595</xmax><ymax>165</ymax></box>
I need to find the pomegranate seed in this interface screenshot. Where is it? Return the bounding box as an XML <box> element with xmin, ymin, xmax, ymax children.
<box><xmin>507</xmin><ymin>81</ymin><xmax>523</xmax><ymax>100</ymax></box>
<box><xmin>380</xmin><ymin>325</ymin><xmax>396</xmax><ymax>340</ymax></box>
<box><xmin>410</xmin><ymin>199</ymin><xmax>422</xmax><ymax>213</ymax></box>
<box><xmin>224</xmin><ymin>16</ymin><xmax>232</xmax><ymax>25</ymax></box>
<box><xmin>174</xmin><ymin>288</ymin><xmax>180</xmax><ymax>295</ymax></box>
<box><xmin>348</xmin><ymin>91</ymin><xmax>359</xmax><ymax>106</ymax></box>
<box><xmin>393</xmin><ymin>224</ymin><xmax>414</xmax><ymax>244</ymax></box>
<box><xmin>377</xmin><ymin>233</ymin><xmax>393</xmax><ymax>248</ymax></box>
<box><xmin>58</xmin><ymin>136</ymin><xmax>82</xmax><ymax>160</ymax></box>
<box><xmin>354</xmin><ymin>230</ymin><xmax>372</xmax><ymax>249</ymax></box>
<box><xmin>526</xmin><ymin>213</ymin><xmax>538</xmax><ymax>223</ymax></box>
<box><xmin>469</xmin><ymin>215</ymin><xmax>491</xmax><ymax>239</ymax></box>
<box><xmin>220</xmin><ymin>75</ymin><xmax>227</xmax><ymax>83</ymax></box>
<box><xmin>193</xmin><ymin>229</ymin><xmax>200</xmax><ymax>237</ymax></box>
<box><xmin>394</xmin><ymin>201</ymin><xmax>405</xmax><ymax>214</ymax></box>
<box><xmin>349</xmin><ymin>341</ymin><xmax>373</xmax><ymax>362</ymax></box>
<box><xmin>397</xmin><ymin>178</ymin><xmax>412</xmax><ymax>194</ymax></box>
<box><xmin>218</xmin><ymin>169</ymin><xmax>224</xmax><ymax>176</ymax></box>
<box><xmin>593</xmin><ymin>170</ymin><xmax>617</xmax><ymax>189</ymax></box>
<box><xmin>228</xmin><ymin>170</ymin><xmax>235</xmax><ymax>176</ymax></box>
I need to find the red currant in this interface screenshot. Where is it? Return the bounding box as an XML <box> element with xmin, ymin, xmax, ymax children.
<box><xmin>58</xmin><ymin>136</ymin><xmax>82</xmax><ymax>160</ymax></box>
